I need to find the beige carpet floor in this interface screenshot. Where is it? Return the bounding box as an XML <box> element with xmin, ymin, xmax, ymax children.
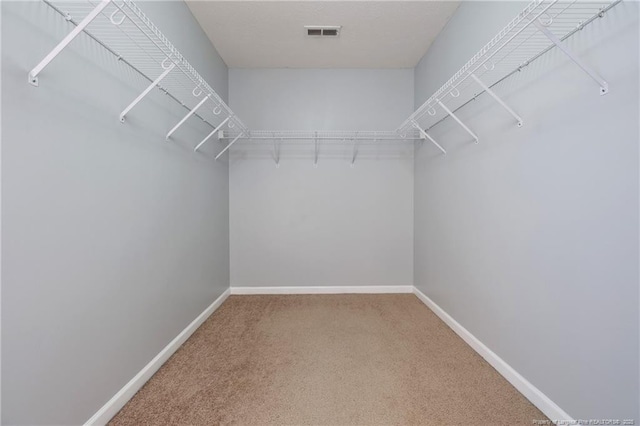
<box><xmin>110</xmin><ymin>294</ymin><xmax>547</xmax><ymax>425</ymax></box>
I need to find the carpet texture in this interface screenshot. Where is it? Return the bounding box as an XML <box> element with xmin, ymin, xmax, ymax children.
<box><xmin>109</xmin><ymin>294</ymin><xmax>548</xmax><ymax>425</ymax></box>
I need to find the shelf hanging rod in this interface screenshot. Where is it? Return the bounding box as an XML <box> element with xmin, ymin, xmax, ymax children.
<box><xmin>215</xmin><ymin>133</ymin><xmax>243</xmax><ymax>160</ymax></box>
<box><xmin>111</xmin><ymin>3</ymin><xmax>193</xmax><ymax>88</ymax></box>
<box><xmin>470</xmin><ymin>73</ymin><xmax>523</xmax><ymax>127</ymax></box>
<box><xmin>40</xmin><ymin>0</ymin><xmax>218</xmax><ymax>130</ymax></box>
<box><xmin>416</xmin><ymin>0</ymin><xmax>619</xmax><ymax>135</ymax></box>
<box><xmin>411</xmin><ymin>121</ymin><xmax>446</xmax><ymax>155</ymax></box>
<box><xmin>166</xmin><ymin>94</ymin><xmax>210</xmax><ymax>140</ymax></box>
<box><xmin>399</xmin><ymin>0</ymin><xmax>559</xmax><ymax>132</ymax></box>
<box><xmin>533</xmin><ymin>20</ymin><xmax>608</xmax><ymax>95</ymax></box>
<box><xmin>28</xmin><ymin>0</ymin><xmax>112</xmax><ymax>86</ymax></box>
<box><xmin>437</xmin><ymin>100</ymin><xmax>479</xmax><ymax>144</ymax></box>
<box><xmin>218</xmin><ymin>135</ymin><xmax>421</xmax><ymax>141</ymax></box>
<box><xmin>194</xmin><ymin>116</ymin><xmax>230</xmax><ymax>152</ymax></box>
<box><xmin>114</xmin><ymin>0</ymin><xmax>248</xmax><ymax>133</ymax></box>
<box><xmin>120</xmin><ymin>62</ymin><xmax>175</xmax><ymax>122</ymax></box>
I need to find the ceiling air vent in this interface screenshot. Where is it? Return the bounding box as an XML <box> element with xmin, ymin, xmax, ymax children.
<box><xmin>305</xmin><ymin>26</ymin><xmax>341</xmax><ymax>37</ymax></box>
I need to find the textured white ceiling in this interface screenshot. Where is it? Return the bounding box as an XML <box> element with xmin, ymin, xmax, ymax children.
<box><xmin>186</xmin><ymin>1</ymin><xmax>460</xmax><ymax>68</ymax></box>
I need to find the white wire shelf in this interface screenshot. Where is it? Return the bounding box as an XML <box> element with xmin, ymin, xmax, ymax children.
<box><xmin>222</xmin><ymin>131</ymin><xmax>417</xmax><ymax>167</ymax></box>
<box><xmin>30</xmin><ymin>0</ymin><xmax>620</xmax><ymax>161</ymax></box>
<box><xmin>32</xmin><ymin>0</ymin><xmax>248</xmax><ymax>145</ymax></box>
<box><xmin>398</xmin><ymin>0</ymin><xmax>620</xmax><ymax>150</ymax></box>
<box><xmin>218</xmin><ymin>131</ymin><xmax>420</xmax><ymax>165</ymax></box>
<box><xmin>222</xmin><ymin>130</ymin><xmax>422</xmax><ymax>142</ymax></box>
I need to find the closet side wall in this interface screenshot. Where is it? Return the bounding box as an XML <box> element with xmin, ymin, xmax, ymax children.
<box><xmin>413</xmin><ymin>1</ymin><xmax>639</xmax><ymax>420</ymax></box>
<box><xmin>1</xmin><ymin>2</ymin><xmax>230</xmax><ymax>424</ymax></box>
<box><xmin>229</xmin><ymin>69</ymin><xmax>414</xmax><ymax>288</ymax></box>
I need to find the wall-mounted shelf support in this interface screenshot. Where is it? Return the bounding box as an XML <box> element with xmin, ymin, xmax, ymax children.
<box><xmin>28</xmin><ymin>0</ymin><xmax>112</xmax><ymax>86</ymax></box>
<box><xmin>120</xmin><ymin>62</ymin><xmax>175</xmax><ymax>122</ymax></box>
<box><xmin>437</xmin><ymin>100</ymin><xmax>479</xmax><ymax>144</ymax></box>
<box><xmin>412</xmin><ymin>121</ymin><xmax>446</xmax><ymax>155</ymax></box>
<box><xmin>314</xmin><ymin>131</ymin><xmax>319</xmax><ymax>168</ymax></box>
<box><xmin>166</xmin><ymin>94</ymin><xmax>210</xmax><ymax>141</ymax></box>
<box><xmin>396</xmin><ymin>0</ymin><xmax>618</xmax><ymax>148</ymax></box>
<box><xmin>533</xmin><ymin>20</ymin><xmax>608</xmax><ymax>95</ymax></box>
<box><xmin>351</xmin><ymin>133</ymin><xmax>361</xmax><ymax>167</ymax></box>
<box><xmin>215</xmin><ymin>133</ymin><xmax>243</xmax><ymax>160</ymax></box>
<box><xmin>470</xmin><ymin>74</ymin><xmax>523</xmax><ymax>127</ymax></box>
<box><xmin>194</xmin><ymin>116</ymin><xmax>230</xmax><ymax>152</ymax></box>
<box><xmin>273</xmin><ymin>138</ymin><xmax>281</xmax><ymax>168</ymax></box>
<box><xmin>33</xmin><ymin>0</ymin><xmax>617</xmax><ymax>163</ymax></box>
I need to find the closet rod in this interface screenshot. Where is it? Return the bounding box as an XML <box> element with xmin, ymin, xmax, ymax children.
<box><xmin>405</xmin><ymin>0</ymin><xmax>620</xmax><ymax>136</ymax></box>
<box><xmin>218</xmin><ymin>135</ymin><xmax>422</xmax><ymax>141</ymax></box>
<box><xmin>109</xmin><ymin>0</ymin><xmax>247</xmax><ymax>133</ymax></box>
<box><xmin>39</xmin><ymin>0</ymin><xmax>219</xmax><ymax>130</ymax></box>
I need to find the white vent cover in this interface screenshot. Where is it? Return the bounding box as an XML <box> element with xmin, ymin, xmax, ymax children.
<box><xmin>305</xmin><ymin>26</ymin><xmax>341</xmax><ymax>37</ymax></box>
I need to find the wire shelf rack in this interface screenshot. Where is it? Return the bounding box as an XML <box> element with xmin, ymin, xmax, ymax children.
<box><xmin>33</xmin><ymin>0</ymin><xmax>248</xmax><ymax>139</ymax></box>
<box><xmin>398</xmin><ymin>0</ymin><xmax>620</xmax><ymax>141</ymax></box>
<box><xmin>30</xmin><ymin>0</ymin><xmax>620</xmax><ymax>160</ymax></box>
<box><xmin>223</xmin><ymin>130</ymin><xmax>422</xmax><ymax>142</ymax></box>
<box><xmin>219</xmin><ymin>131</ymin><xmax>421</xmax><ymax>164</ymax></box>
<box><xmin>223</xmin><ymin>131</ymin><xmax>417</xmax><ymax>166</ymax></box>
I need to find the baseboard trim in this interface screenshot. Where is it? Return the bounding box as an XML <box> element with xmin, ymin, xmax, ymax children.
<box><xmin>412</xmin><ymin>287</ymin><xmax>572</xmax><ymax>422</ymax></box>
<box><xmin>84</xmin><ymin>286</ymin><xmax>570</xmax><ymax>424</ymax></box>
<box><xmin>230</xmin><ymin>285</ymin><xmax>414</xmax><ymax>295</ymax></box>
<box><xmin>84</xmin><ymin>288</ymin><xmax>231</xmax><ymax>426</ymax></box>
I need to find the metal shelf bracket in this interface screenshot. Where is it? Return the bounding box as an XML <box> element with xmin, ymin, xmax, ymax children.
<box><xmin>194</xmin><ymin>116</ymin><xmax>230</xmax><ymax>152</ymax></box>
<box><xmin>351</xmin><ymin>133</ymin><xmax>361</xmax><ymax>167</ymax></box>
<box><xmin>313</xmin><ymin>131</ymin><xmax>319</xmax><ymax>168</ymax></box>
<box><xmin>28</xmin><ymin>0</ymin><xmax>112</xmax><ymax>86</ymax></box>
<box><xmin>470</xmin><ymin>74</ymin><xmax>523</xmax><ymax>127</ymax></box>
<box><xmin>215</xmin><ymin>132</ymin><xmax>243</xmax><ymax>160</ymax></box>
<box><xmin>166</xmin><ymin>94</ymin><xmax>210</xmax><ymax>141</ymax></box>
<box><xmin>411</xmin><ymin>121</ymin><xmax>446</xmax><ymax>155</ymax></box>
<box><xmin>437</xmin><ymin>100</ymin><xmax>479</xmax><ymax>144</ymax></box>
<box><xmin>534</xmin><ymin>20</ymin><xmax>609</xmax><ymax>95</ymax></box>
<box><xmin>273</xmin><ymin>137</ymin><xmax>281</xmax><ymax>168</ymax></box>
<box><xmin>120</xmin><ymin>62</ymin><xmax>175</xmax><ymax>122</ymax></box>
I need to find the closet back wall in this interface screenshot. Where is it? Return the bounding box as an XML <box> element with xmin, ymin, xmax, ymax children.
<box><xmin>229</xmin><ymin>69</ymin><xmax>414</xmax><ymax>288</ymax></box>
<box><xmin>2</xmin><ymin>2</ymin><xmax>230</xmax><ymax>424</ymax></box>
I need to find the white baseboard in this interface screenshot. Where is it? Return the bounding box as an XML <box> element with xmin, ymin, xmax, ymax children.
<box><xmin>85</xmin><ymin>288</ymin><xmax>231</xmax><ymax>426</ymax></box>
<box><xmin>84</xmin><ymin>286</ymin><xmax>570</xmax><ymax>424</ymax></box>
<box><xmin>412</xmin><ymin>287</ymin><xmax>573</xmax><ymax>422</ymax></box>
<box><xmin>230</xmin><ymin>285</ymin><xmax>414</xmax><ymax>295</ymax></box>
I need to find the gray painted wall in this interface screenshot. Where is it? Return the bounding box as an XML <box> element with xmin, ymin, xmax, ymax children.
<box><xmin>414</xmin><ymin>1</ymin><xmax>639</xmax><ymax>420</ymax></box>
<box><xmin>228</xmin><ymin>69</ymin><xmax>414</xmax><ymax>288</ymax></box>
<box><xmin>1</xmin><ymin>1</ymin><xmax>230</xmax><ymax>424</ymax></box>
